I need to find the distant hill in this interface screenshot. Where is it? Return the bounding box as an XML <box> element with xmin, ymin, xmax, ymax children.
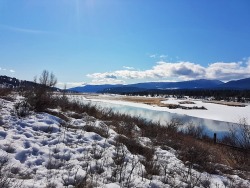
<box><xmin>0</xmin><ymin>75</ymin><xmax>60</xmax><ymax>91</ymax></box>
<box><xmin>0</xmin><ymin>75</ymin><xmax>36</xmax><ymax>88</ymax></box>
<box><xmin>69</xmin><ymin>84</ymin><xmax>124</xmax><ymax>93</ymax></box>
<box><xmin>218</xmin><ymin>77</ymin><xmax>250</xmax><ymax>89</ymax></box>
<box><xmin>102</xmin><ymin>86</ymin><xmax>148</xmax><ymax>93</ymax></box>
<box><xmin>69</xmin><ymin>79</ymin><xmax>224</xmax><ymax>93</ymax></box>
<box><xmin>128</xmin><ymin>79</ymin><xmax>223</xmax><ymax>90</ymax></box>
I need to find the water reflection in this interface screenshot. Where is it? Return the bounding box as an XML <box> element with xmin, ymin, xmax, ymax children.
<box><xmin>86</xmin><ymin>100</ymin><xmax>233</xmax><ymax>138</ymax></box>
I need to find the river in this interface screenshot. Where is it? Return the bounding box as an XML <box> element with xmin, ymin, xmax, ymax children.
<box><xmin>83</xmin><ymin>99</ymin><xmax>234</xmax><ymax>139</ymax></box>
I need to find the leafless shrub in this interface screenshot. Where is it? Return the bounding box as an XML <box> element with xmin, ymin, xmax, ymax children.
<box><xmin>113</xmin><ymin>142</ymin><xmax>126</xmax><ymax>166</ymax></box>
<box><xmin>73</xmin><ymin>175</ymin><xmax>94</xmax><ymax>188</ymax></box>
<box><xmin>183</xmin><ymin>122</ymin><xmax>205</xmax><ymax>139</ymax></box>
<box><xmin>17</xmin><ymin>170</ymin><xmax>32</xmax><ymax>180</ymax></box>
<box><xmin>125</xmin><ymin>156</ymin><xmax>139</xmax><ymax>187</ymax></box>
<box><xmin>0</xmin><ymin>155</ymin><xmax>23</xmax><ymax>188</ymax></box>
<box><xmin>46</xmin><ymin>148</ymin><xmax>65</xmax><ymax>170</ymax></box>
<box><xmin>73</xmin><ymin>160</ymin><xmax>91</xmax><ymax>187</ymax></box>
<box><xmin>90</xmin><ymin>142</ymin><xmax>104</xmax><ymax>160</ymax></box>
<box><xmin>0</xmin><ymin>155</ymin><xmax>12</xmax><ymax>188</ymax></box>
<box><xmin>62</xmin><ymin>166</ymin><xmax>79</xmax><ymax>187</ymax></box>
<box><xmin>201</xmin><ymin>178</ymin><xmax>211</xmax><ymax>188</ymax></box>
<box><xmin>14</xmin><ymin>100</ymin><xmax>31</xmax><ymax>118</ymax></box>
<box><xmin>111</xmin><ymin>141</ymin><xmax>128</xmax><ymax>183</ymax></box>
<box><xmin>46</xmin><ymin>159</ymin><xmax>64</xmax><ymax>170</ymax></box>
<box><xmin>226</xmin><ymin>118</ymin><xmax>250</xmax><ymax>150</ymax></box>
<box><xmin>89</xmin><ymin>161</ymin><xmax>105</xmax><ymax>175</ymax></box>
<box><xmin>45</xmin><ymin>110</ymin><xmax>69</xmax><ymax>122</ymax></box>
<box><xmin>84</xmin><ymin>124</ymin><xmax>109</xmax><ymax>138</ymax></box>
<box><xmin>221</xmin><ymin>118</ymin><xmax>250</xmax><ymax>171</ymax></box>
<box><xmin>141</xmin><ymin>160</ymin><xmax>160</xmax><ymax>179</ymax></box>
<box><xmin>166</xmin><ymin>118</ymin><xmax>183</xmax><ymax>133</ymax></box>
<box><xmin>179</xmin><ymin>166</ymin><xmax>202</xmax><ymax>188</ymax></box>
<box><xmin>45</xmin><ymin>182</ymin><xmax>57</xmax><ymax>188</ymax></box>
<box><xmin>221</xmin><ymin>178</ymin><xmax>249</xmax><ymax>188</ymax></box>
<box><xmin>113</xmin><ymin>121</ymin><xmax>136</xmax><ymax>138</ymax></box>
<box><xmin>69</xmin><ymin>112</ymin><xmax>83</xmax><ymax>119</ymax></box>
<box><xmin>179</xmin><ymin>140</ymin><xmax>211</xmax><ymax>172</ymax></box>
<box><xmin>116</xmin><ymin>135</ymin><xmax>154</xmax><ymax>161</ymax></box>
<box><xmin>0</xmin><ymin>116</ymin><xmax>4</xmax><ymax>127</ymax></box>
<box><xmin>25</xmin><ymin>70</ymin><xmax>57</xmax><ymax>112</ymax></box>
<box><xmin>0</xmin><ymin>88</ymin><xmax>12</xmax><ymax>97</ymax></box>
<box><xmin>136</xmin><ymin>120</ymin><xmax>159</xmax><ymax>138</ymax></box>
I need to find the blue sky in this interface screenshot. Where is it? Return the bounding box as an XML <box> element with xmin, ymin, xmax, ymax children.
<box><xmin>1</xmin><ymin>0</ymin><xmax>250</xmax><ymax>88</ymax></box>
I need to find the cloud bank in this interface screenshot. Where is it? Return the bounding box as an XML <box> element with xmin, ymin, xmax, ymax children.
<box><xmin>87</xmin><ymin>59</ymin><xmax>250</xmax><ymax>84</ymax></box>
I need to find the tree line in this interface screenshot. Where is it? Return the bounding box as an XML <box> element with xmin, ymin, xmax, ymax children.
<box><xmin>117</xmin><ymin>89</ymin><xmax>250</xmax><ymax>102</ymax></box>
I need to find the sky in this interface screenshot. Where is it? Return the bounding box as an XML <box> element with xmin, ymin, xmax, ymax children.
<box><xmin>0</xmin><ymin>0</ymin><xmax>250</xmax><ymax>88</ymax></box>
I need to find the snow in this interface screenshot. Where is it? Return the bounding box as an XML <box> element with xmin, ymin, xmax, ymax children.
<box><xmin>0</xmin><ymin>97</ymin><xmax>249</xmax><ymax>187</ymax></box>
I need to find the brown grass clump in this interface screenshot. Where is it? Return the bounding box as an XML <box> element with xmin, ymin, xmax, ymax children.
<box><xmin>116</xmin><ymin>135</ymin><xmax>155</xmax><ymax>161</ymax></box>
<box><xmin>0</xmin><ymin>88</ymin><xmax>12</xmax><ymax>97</ymax></box>
<box><xmin>119</xmin><ymin>96</ymin><xmax>165</xmax><ymax>106</ymax></box>
<box><xmin>179</xmin><ymin>101</ymin><xmax>195</xmax><ymax>104</ymax></box>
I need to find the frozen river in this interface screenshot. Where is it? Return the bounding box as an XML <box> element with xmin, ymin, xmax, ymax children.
<box><xmin>85</xmin><ymin>100</ymin><xmax>234</xmax><ymax>138</ymax></box>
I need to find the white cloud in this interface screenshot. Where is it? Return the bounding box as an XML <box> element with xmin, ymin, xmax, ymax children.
<box><xmin>206</xmin><ymin>60</ymin><xmax>250</xmax><ymax>81</ymax></box>
<box><xmin>149</xmin><ymin>54</ymin><xmax>168</xmax><ymax>59</ymax></box>
<box><xmin>149</xmin><ymin>54</ymin><xmax>157</xmax><ymax>58</ymax></box>
<box><xmin>123</xmin><ymin>66</ymin><xmax>135</xmax><ymax>70</ymax></box>
<box><xmin>86</xmin><ymin>72</ymin><xmax>117</xmax><ymax>79</ymax></box>
<box><xmin>57</xmin><ymin>82</ymin><xmax>86</xmax><ymax>89</ymax></box>
<box><xmin>159</xmin><ymin>55</ymin><xmax>168</xmax><ymax>59</ymax></box>
<box><xmin>90</xmin><ymin>78</ymin><xmax>125</xmax><ymax>85</ymax></box>
<box><xmin>87</xmin><ymin>59</ymin><xmax>250</xmax><ymax>84</ymax></box>
<box><xmin>88</xmin><ymin>61</ymin><xmax>206</xmax><ymax>81</ymax></box>
<box><xmin>0</xmin><ymin>68</ymin><xmax>15</xmax><ymax>73</ymax></box>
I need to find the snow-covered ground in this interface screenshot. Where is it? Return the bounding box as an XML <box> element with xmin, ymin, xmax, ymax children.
<box><xmin>72</xmin><ymin>94</ymin><xmax>250</xmax><ymax>124</ymax></box>
<box><xmin>1</xmin><ymin>97</ymin><xmax>249</xmax><ymax>187</ymax></box>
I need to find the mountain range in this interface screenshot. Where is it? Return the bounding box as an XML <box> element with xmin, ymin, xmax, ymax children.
<box><xmin>1</xmin><ymin>75</ymin><xmax>250</xmax><ymax>93</ymax></box>
<box><xmin>69</xmin><ymin>78</ymin><xmax>250</xmax><ymax>93</ymax></box>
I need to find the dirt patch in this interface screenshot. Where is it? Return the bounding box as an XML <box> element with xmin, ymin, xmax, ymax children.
<box><xmin>119</xmin><ymin>96</ymin><xmax>166</xmax><ymax>106</ymax></box>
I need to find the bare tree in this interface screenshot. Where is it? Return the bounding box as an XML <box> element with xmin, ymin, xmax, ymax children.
<box><xmin>227</xmin><ymin>118</ymin><xmax>250</xmax><ymax>149</ymax></box>
<box><xmin>39</xmin><ymin>70</ymin><xmax>57</xmax><ymax>87</ymax></box>
<box><xmin>25</xmin><ymin>70</ymin><xmax>58</xmax><ymax>112</ymax></box>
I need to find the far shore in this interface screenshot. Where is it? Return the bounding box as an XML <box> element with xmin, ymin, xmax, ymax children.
<box><xmin>83</xmin><ymin>94</ymin><xmax>246</xmax><ymax>108</ymax></box>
